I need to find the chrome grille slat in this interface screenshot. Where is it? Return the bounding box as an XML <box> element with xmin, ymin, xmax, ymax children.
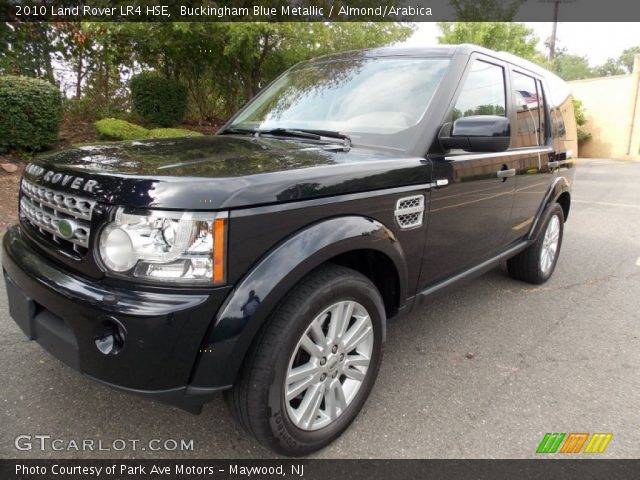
<box><xmin>19</xmin><ymin>179</ymin><xmax>94</xmax><ymax>250</ymax></box>
<box><xmin>21</xmin><ymin>179</ymin><xmax>95</xmax><ymax>220</ymax></box>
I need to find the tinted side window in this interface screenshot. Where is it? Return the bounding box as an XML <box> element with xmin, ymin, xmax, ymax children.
<box><xmin>512</xmin><ymin>71</ymin><xmax>541</xmax><ymax>147</ymax></box>
<box><xmin>452</xmin><ymin>60</ymin><xmax>506</xmax><ymax>121</ymax></box>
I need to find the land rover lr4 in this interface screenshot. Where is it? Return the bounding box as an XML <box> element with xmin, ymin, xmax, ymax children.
<box><xmin>2</xmin><ymin>45</ymin><xmax>577</xmax><ymax>456</ymax></box>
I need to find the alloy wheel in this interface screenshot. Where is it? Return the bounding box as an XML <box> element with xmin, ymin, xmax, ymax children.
<box><xmin>284</xmin><ymin>300</ymin><xmax>374</xmax><ymax>431</ymax></box>
<box><xmin>540</xmin><ymin>214</ymin><xmax>561</xmax><ymax>275</ymax></box>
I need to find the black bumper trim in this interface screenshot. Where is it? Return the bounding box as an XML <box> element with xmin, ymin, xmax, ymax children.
<box><xmin>87</xmin><ymin>376</ymin><xmax>232</xmax><ymax>414</ymax></box>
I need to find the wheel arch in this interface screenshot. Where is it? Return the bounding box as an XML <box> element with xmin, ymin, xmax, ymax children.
<box><xmin>556</xmin><ymin>190</ymin><xmax>571</xmax><ymax>221</ymax></box>
<box><xmin>528</xmin><ymin>176</ymin><xmax>571</xmax><ymax>241</ymax></box>
<box><xmin>329</xmin><ymin>248</ymin><xmax>401</xmax><ymax>319</ymax></box>
<box><xmin>188</xmin><ymin>215</ymin><xmax>408</xmax><ymax>389</ymax></box>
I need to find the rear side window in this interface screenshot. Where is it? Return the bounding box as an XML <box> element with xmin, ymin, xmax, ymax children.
<box><xmin>452</xmin><ymin>60</ymin><xmax>506</xmax><ymax>121</ymax></box>
<box><xmin>512</xmin><ymin>71</ymin><xmax>542</xmax><ymax>147</ymax></box>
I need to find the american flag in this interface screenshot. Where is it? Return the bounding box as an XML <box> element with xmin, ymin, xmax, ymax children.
<box><xmin>517</xmin><ymin>90</ymin><xmax>540</xmax><ymax>104</ymax></box>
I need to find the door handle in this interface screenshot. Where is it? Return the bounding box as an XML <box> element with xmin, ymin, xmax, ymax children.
<box><xmin>548</xmin><ymin>161</ymin><xmax>559</xmax><ymax>169</ymax></box>
<box><xmin>496</xmin><ymin>168</ymin><xmax>516</xmax><ymax>179</ymax></box>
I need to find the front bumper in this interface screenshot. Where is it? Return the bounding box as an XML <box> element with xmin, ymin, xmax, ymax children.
<box><xmin>2</xmin><ymin>225</ymin><xmax>232</xmax><ymax>413</ymax></box>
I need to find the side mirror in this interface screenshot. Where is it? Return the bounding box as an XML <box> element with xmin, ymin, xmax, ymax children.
<box><xmin>438</xmin><ymin>115</ymin><xmax>510</xmax><ymax>153</ymax></box>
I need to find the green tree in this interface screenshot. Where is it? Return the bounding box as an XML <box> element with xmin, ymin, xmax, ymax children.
<box><xmin>619</xmin><ymin>46</ymin><xmax>640</xmax><ymax>73</ymax></box>
<box><xmin>51</xmin><ymin>22</ymin><xmax>96</xmax><ymax>99</ymax></box>
<box><xmin>594</xmin><ymin>58</ymin><xmax>625</xmax><ymax>77</ymax></box>
<box><xmin>116</xmin><ymin>22</ymin><xmax>240</xmax><ymax>120</ymax></box>
<box><xmin>80</xmin><ymin>23</ymin><xmax>135</xmax><ymax>114</ymax></box>
<box><xmin>120</xmin><ymin>22</ymin><xmax>414</xmax><ymax>121</ymax></box>
<box><xmin>3</xmin><ymin>21</ymin><xmax>415</xmax><ymax>124</ymax></box>
<box><xmin>548</xmin><ymin>51</ymin><xmax>594</xmax><ymax>81</ymax></box>
<box><xmin>223</xmin><ymin>23</ymin><xmax>414</xmax><ymax>101</ymax></box>
<box><xmin>0</xmin><ymin>23</ymin><xmax>55</xmax><ymax>82</ymax></box>
<box><xmin>437</xmin><ymin>22</ymin><xmax>541</xmax><ymax>62</ymax></box>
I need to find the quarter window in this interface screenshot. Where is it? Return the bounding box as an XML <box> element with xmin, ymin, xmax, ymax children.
<box><xmin>452</xmin><ymin>60</ymin><xmax>506</xmax><ymax>121</ymax></box>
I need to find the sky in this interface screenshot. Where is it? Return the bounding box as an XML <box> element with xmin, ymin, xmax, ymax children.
<box><xmin>403</xmin><ymin>23</ymin><xmax>640</xmax><ymax>66</ymax></box>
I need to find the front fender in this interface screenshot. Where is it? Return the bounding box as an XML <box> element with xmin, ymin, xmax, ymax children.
<box><xmin>188</xmin><ymin>216</ymin><xmax>407</xmax><ymax>389</ymax></box>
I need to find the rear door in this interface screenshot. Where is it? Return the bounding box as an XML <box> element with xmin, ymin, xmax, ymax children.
<box><xmin>420</xmin><ymin>55</ymin><xmax>519</xmax><ymax>286</ymax></box>
<box><xmin>505</xmin><ymin>69</ymin><xmax>557</xmax><ymax>243</ymax></box>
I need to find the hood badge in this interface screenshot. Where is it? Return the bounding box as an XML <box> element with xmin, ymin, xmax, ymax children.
<box><xmin>25</xmin><ymin>163</ymin><xmax>99</xmax><ymax>193</ymax></box>
<box><xmin>56</xmin><ymin>219</ymin><xmax>77</xmax><ymax>239</ymax></box>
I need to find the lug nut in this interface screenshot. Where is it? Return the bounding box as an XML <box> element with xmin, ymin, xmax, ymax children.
<box><xmin>320</xmin><ymin>357</ymin><xmax>327</xmax><ymax>365</ymax></box>
<box><xmin>339</xmin><ymin>353</ymin><xmax>344</xmax><ymax>361</ymax></box>
<box><xmin>320</xmin><ymin>373</ymin><xmax>327</xmax><ymax>381</ymax></box>
<box><xmin>331</xmin><ymin>345</ymin><xmax>338</xmax><ymax>354</ymax></box>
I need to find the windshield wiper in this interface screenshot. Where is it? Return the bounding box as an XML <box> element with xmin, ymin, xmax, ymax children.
<box><xmin>257</xmin><ymin>128</ymin><xmax>323</xmax><ymax>140</ymax></box>
<box><xmin>220</xmin><ymin>127</ymin><xmax>257</xmax><ymax>135</ymax></box>
<box><xmin>258</xmin><ymin>128</ymin><xmax>352</xmax><ymax>149</ymax></box>
<box><xmin>221</xmin><ymin>126</ymin><xmax>352</xmax><ymax>150</ymax></box>
<box><xmin>291</xmin><ymin>129</ymin><xmax>351</xmax><ymax>142</ymax></box>
<box><xmin>221</xmin><ymin>127</ymin><xmax>318</xmax><ymax>139</ymax></box>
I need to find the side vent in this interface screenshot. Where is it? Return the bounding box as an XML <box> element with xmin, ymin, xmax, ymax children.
<box><xmin>394</xmin><ymin>195</ymin><xmax>425</xmax><ymax>230</ymax></box>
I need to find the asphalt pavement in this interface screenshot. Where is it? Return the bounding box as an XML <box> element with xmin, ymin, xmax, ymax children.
<box><xmin>1</xmin><ymin>158</ymin><xmax>638</xmax><ymax>459</ymax></box>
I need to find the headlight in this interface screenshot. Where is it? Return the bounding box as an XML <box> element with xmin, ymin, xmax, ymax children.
<box><xmin>98</xmin><ymin>208</ymin><xmax>227</xmax><ymax>284</ymax></box>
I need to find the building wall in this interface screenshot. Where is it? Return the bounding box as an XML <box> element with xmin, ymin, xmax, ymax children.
<box><xmin>569</xmin><ymin>55</ymin><xmax>640</xmax><ymax>160</ymax></box>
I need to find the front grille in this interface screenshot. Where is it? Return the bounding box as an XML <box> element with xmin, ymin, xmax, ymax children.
<box><xmin>19</xmin><ymin>179</ymin><xmax>96</xmax><ymax>253</ymax></box>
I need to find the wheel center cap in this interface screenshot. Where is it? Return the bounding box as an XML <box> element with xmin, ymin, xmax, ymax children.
<box><xmin>328</xmin><ymin>358</ymin><xmax>339</xmax><ymax>371</ymax></box>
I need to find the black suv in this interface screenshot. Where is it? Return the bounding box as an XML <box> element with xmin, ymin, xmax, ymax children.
<box><xmin>2</xmin><ymin>45</ymin><xmax>576</xmax><ymax>456</ymax></box>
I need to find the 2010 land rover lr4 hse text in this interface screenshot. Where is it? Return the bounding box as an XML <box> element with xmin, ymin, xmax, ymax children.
<box><xmin>2</xmin><ymin>45</ymin><xmax>576</xmax><ymax>456</ymax></box>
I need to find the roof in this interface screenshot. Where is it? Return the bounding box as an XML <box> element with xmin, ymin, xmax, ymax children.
<box><xmin>309</xmin><ymin>44</ymin><xmax>551</xmax><ymax>76</ymax></box>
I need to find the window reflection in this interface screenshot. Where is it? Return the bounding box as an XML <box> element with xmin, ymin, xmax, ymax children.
<box><xmin>231</xmin><ymin>57</ymin><xmax>450</xmax><ymax>150</ymax></box>
<box><xmin>452</xmin><ymin>61</ymin><xmax>506</xmax><ymax>120</ymax></box>
<box><xmin>512</xmin><ymin>71</ymin><xmax>541</xmax><ymax>147</ymax></box>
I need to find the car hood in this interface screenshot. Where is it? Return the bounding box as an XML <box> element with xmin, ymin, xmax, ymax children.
<box><xmin>24</xmin><ymin>135</ymin><xmax>428</xmax><ymax>210</ymax></box>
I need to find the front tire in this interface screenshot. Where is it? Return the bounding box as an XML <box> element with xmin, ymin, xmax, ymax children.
<box><xmin>227</xmin><ymin>264</ymin><xmax>385</xmax><ymax>456</ymax></box>
<box><xmin>508</xmin><ymin>203</ymin><xmax>564</xmax><ymax>284</ymax></box>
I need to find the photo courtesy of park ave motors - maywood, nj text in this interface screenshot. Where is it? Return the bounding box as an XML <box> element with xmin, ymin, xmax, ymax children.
<box><xmin>0</xmin><ymin>0</ymin><xmax>639</xmax><ymax>477</ymax></box>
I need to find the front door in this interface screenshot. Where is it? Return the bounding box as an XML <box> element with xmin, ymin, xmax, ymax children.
<box><xmin>420</xmin><ymin>57</ymin><xmax>518</xmax><ymax>287</ymax></box>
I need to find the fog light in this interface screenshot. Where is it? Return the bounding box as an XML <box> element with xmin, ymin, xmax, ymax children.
<box><xmin>95</xmin><ymin>321</ymin><xmax>125</xmax><ymax>355</ymax></box>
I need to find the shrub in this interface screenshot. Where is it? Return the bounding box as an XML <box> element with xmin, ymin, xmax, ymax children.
<box><xmin>573</xmin><ymin>99</ymin><xmax>592</xmax><ymax>143</ymax></box>
<box><xmin>577</xmin><ymin>129</ymin><xmax>592</xmax><ymax>142</ymax></box>
<box><xmin>95</xmin><ymin>118</ymin><xmax>150</xmax><ymax>141</ymax></box>
<box><xmin>148</xmin><ymin>128</ymin><xmax>203</xmax><ymax>139</ymax></box>
<box><xmin>94</xmin><ymin>119</ymin><xmax>203</xmax><ymax>141</ymax></box>
<box><xmin>130</xmin><ymin>72</ymin><xmax>187</xmax><ymax>127</ymax></box>
<box><xmin>0</xmin><ymin>75</ymin><xmax>62</xmax><ymax>152</ymax></box>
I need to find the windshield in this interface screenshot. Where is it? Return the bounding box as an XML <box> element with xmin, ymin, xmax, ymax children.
<box><xmin>228</xmin><ymin>57</ymin><xmax>451</xmax><ymax>151</ymax></box>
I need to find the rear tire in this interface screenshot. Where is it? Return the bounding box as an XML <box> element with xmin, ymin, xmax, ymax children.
<box><xmin>507</xmin><ymin>203</ymin><xmax>564</xmax><ymax>284</ymax></box>
<box><xmin>226</xmin><ymin>264</ymin><xmax>385</xmax><ymax>456</ymax></box>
